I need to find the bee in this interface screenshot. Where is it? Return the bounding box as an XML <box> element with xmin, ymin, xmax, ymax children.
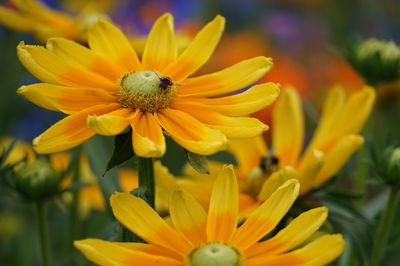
<box><xmin>159</xmin><ymin>76</ymin><xmax>173</xmax><ymax>90</ymax></box>
<box><xmin>259</xmin><ymin>152</ymin><xmax>279</xmax><ymax>173</ymax></box>
<box><xmin>154</xmin><ymin>71</ymin><xmax>174</xmax><ymax>90</ymax></box>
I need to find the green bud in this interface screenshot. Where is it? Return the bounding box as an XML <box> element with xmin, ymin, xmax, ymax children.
<box><xmin>387</xmin><ymin>147</ymin><xmax>400</xmax><ymax>184</ymax></box>
<box><xmin>190</xmin><ymin>243</ymin><xmax>240</xmax><ymax>266</ymax></box>
<box><xmin>348</xmin><ymin>38</ymin><xmax>400</xmax><ymax>86</ymax></box>
<box><xmin>376</xmin><ymin>146</ymin><xmax>400</xmax><ymax>187</ymax></box>
<box><xmin>15</xmin><ymin>159</ymin><xmax>60</xmax><ymax>201</ymax></box>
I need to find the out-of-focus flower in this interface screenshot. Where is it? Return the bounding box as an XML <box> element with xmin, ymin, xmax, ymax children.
<box><xmin>182</xmin><ymin>86</ymin><xmax>375</xmax><ymax>215</ymax></box>
<box><xmin>0</xmin><ymin>0</ymin><xmax>111</xmax><ymax>42</ymax></box>
<box><xmin>56</xmin><ymin>152</ymin><xmax>106</xmax><ymax>217</ymax></box>
<box><xmin>0</xmin><ymin>137</ymin><xmax>35</xmax><ymax>165</ymax></box>
<box><xmin>347</xmin><ymin>38</ymin><xmax>400</xmax><ymax>86</ymax></box>
<box><xmin>0</xmin><ymin>211</ymin><xmax>21</xmax><ymax>240</ymax></box>
<box><xmin>17</xmin><ymin>13</ymin><xmax>278</xmax><ymax>158</ymax></box>
<box><xmin>75</xmin><ymin>165</ymin><xmax>345</xmax><ymax>266</ymax></box>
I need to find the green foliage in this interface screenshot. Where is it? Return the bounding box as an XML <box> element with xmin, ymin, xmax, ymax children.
<box><xmin>104</xmin><ymin>130</ymin><xmax>135</xmax><ymax>175</ymax></box>
<box><xmin>186</xmin><ymin>150</ymin><xmax>210</xmax><ymax>174</ymax></box>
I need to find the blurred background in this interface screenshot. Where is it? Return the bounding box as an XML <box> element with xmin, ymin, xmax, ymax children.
<box><xmin>1</xmin><ymin>0</ymin><xmax>400</xmax><ymax>265</ymax></box>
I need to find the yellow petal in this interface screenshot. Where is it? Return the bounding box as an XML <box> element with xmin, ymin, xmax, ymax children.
<box><xmin>74</xmin><ymin>239</ymin><xmax>182</xmax><ymax>266</ymax></box>
<box><xmin>46</xmin><ymin>37</ymin><xmax>123</xmax><ymax>80</ymax></box>
<box><xmin>157</xmin><ymin>108</ymin><xmax>227</xmax><ymax>155</ymax></box>
<box><xmin>0</xmin><ymin>7</ymin><xmax>33</xmax><ymax>32</ymax></box>
<box><xmin>315</xmin><ymin>134</ymin><xmax>364</xmax><ymax>186</ymax></box>
<box><xmin>17</xmin><ymin>83</ymin><xmax>116</xmax><ymax>114</ymax></box>
<box><xmin>306</xmin><ymin>86</ymin><xmax>375</xmax><ymax>155</ymax></box>
<box><xmin>88</xmin><ymin>20</ymin><xmax>141</xmax><ymax>72</ymax></box>
<box><xmin>334</xmin><ymin>86</ymin><xmax>375</xmax><ymax>137</ymax></box>
<box><xmin>170</xmin><ymin>188</ymin><xmax>208</xmax><ymax>246</ymax></box>
<box><xmin>228</xmin><ymin>137</ymin><xmax>268</xmax><ymax>179</ymax></box>
<box><xmin>245</xmin><ymin>234</ymin><xmax>344</xmax><ymax>266</ymax></box>
<box><xmin>142</xmin><ymin>13</ymin><xmax>177</xmax><ymax>72</ymax></box>
<box><xmin>0</xmin><ymin>137</ymin><xmax>35</xmax><ymax>165</ymax></box>
<box><xmin>171</xmin><ymin>101</ymin><xmax>268</xmax><ymax>138</ymax></box>
<box><xmin>33</xmin><ymin>103</ymin><xmax>119</xmax><ymax>153</ymax></box>
<box><xmin>297</xmin><ymin>149</ymin><xmax>324</xmax><ymax>195</ymax></box>
<box><xmin>49</xmin><ymin>152</ymin><xmax>71</xmax><ymax>173</ymax></box>
<box><xmin>207</xmin><ymin>165</ymin><xmax>239</xmax><ymax>242</ymax></box>
<box><xmin>192</xmin><ymin>82</ymin><xmax>280</xmax><ymax>116</ymax></box>
<box><xmin>257</xmin><ymin>166</ymin><xmax>298</xmax><ymax>202</ymax></box>
<box><xmin>177</xmin><ymin>56</ymin><xmax>273</xmax><ymax>97</ymax></box>
<box><xmin>17</xmin><ymin>43</ymin><xmax>115</xmax><ymax>90</ymax></box>
<box><xmin>110</xmin><ymin>192</ymin><xmax>191</xmax><ymax>255</ymax></box>
<box><xmin>272</xmin><ymin>88</ymin><xmax>304</xmax><ymax>166</ymax></box>
<box><xmin>163</xmin><ymin>15</ymin><xmax>225</xmax><ymax>81</ymax></box>
<box><xmin>130</xmin><ymin>112</ymin><xmax>166</xmax><ymax>158</ymax></box>
<box><xmin>87</xmin><ymin>109</ymin><xmax>132</xmax><ymax>136</ymax></box>
<box><xmin>247</xmin><ymin>207</ymin><xmax>328</xmax><ymax>257</ymax></box>
<box><xmin>232</xmin><ymin>179</ymin><xmax>299</xmax><ymax>251</ymax></box>
<box><xmin>154</xmin><ymin>161</ymin><xmax>179</xmax><ymax>212</ymax></box>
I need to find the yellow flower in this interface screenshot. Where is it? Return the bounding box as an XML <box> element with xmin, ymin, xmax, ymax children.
<box><xmin>178</xmin><ymin>85</ymin><xmax>375</xmax><ymax>215</ymax></box>
<box><xmin>75</xmin><ymin>165</ymin><xmax>344</xmax><ymax>266</ymax></box>
<box><xmin>17</xmin><ymin>13</ymin><xmax>278</xmax><ymax>158</ymax></box>
<box><xmin>0</xmin><ymin>137</ymin><xmax>35</xmax><ymax>165</ymax></box>
<box><xmin>0</xmin><ymin>0</ymin><xmax>111</xmax><ymax>42</ymax></box>
<box><xmin>229</xmin><ymin>85</ymin><xmax>375</xmax><ymax>211</ymax></box>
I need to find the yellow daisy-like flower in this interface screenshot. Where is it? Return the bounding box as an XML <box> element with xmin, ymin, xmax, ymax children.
<box><xmin>75</xmin><ymin>165</ymin><xmax>344</xmax><ymax>266</ymax></box>
<box><xmin>17</xmin><ymin>13</ymin><xmax>278</xmax><ymax>158</ymax></box>
<box><xmin>0</xmin><ymin>0</ymin><xmax>111</xmax><ymax>42</ymax></box>
<box><xmin>177</xmin><ymin>85</ymin><xmax>375</xmax><ymax>215</ymax></box>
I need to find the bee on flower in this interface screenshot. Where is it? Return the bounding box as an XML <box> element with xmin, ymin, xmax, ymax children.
<box><xmin>17</xmin><ymin>13</ymin><xmax>279</xmax><ymax>158</ymax></box>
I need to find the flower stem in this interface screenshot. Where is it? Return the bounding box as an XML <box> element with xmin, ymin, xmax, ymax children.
<box><xmin>137</xmin><ymin>157</ymin><xmax>155</xmax><ymax>208</ymax></box>
<box><xmin>371</xmin><ymin>187</ymin><xmax>400</xmax><ymax>266</ymax></box>
<box><xmin>122</xmin><ymin>157</ymin><xmax>155</xmax><ymax>242</ymax></box>
<box><xmin>36</xmin><ymin>201</ymin><xmax>49</xmax><ymax>266</ymax></box>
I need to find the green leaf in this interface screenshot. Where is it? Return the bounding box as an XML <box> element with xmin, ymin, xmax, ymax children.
<box><xmin>186</xmin><ymin>150</ymin><xmax>209</xmax><ymax>174</ymax></box>
<box><xmin>104</xmin><ymin>130</ymin><xmax>135</xmax><ymax>175</ymax></box>
<box><xmin>321</xmin><ymin>196</ymin><xmax>372</xmax><ymax>265</ymax></box>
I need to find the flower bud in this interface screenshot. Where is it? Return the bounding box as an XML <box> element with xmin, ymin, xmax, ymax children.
<box><xmin>376</xmin><ymin>146</ymin><xmax>400</xmax><ymax>187</ymax></box>
<box><xmin>348</xmin><ymin>38</ymin><xmax>400</xmax><ymax>86</ymax></box>
<box><xmin>15</xmin><ymin>158</ymin><xmax>60</xmax><ymax>200</ymax></box>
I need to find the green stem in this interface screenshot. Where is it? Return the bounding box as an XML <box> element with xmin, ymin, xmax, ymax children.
<box><xmin>137</xmin><ymin>157</ymin><xmax>155</xmax><ymax>208</ymax></box>
<box><xmin>371</xmin><ymin>187</ymin><xmax>400</xmax><ymax>266</ymax></box>
<box><xmin>36</xmin><ymin>201</ymin><xmax>49</xmax><ymax>266</ymax></box>
<box><xmin>122</xmin><ymin>157</ymin><xmax>155</xmax><ymax>242</ymax></box>
<box><xmin>354</xmin><ymin>114</ymin><xmax>373</xmax><ymax>207</ymax></box>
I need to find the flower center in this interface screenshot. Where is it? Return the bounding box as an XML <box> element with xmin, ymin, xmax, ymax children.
<box><xmin>239</xmin><ymin>153</ymin><xmax>280</xmax><ymax>197</ymax></box>
<box><xmin>189</xmin><ymin>243</ymin><xmax>240</xmax><ymax>266</ymax></box>
<box><xmin>116</xmin><ymin>70</ymin><xmax>176</xmax><ymax>113</ymax></box>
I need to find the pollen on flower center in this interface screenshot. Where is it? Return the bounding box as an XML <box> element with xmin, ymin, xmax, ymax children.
<box><xmin>189</xmin><ymin>243</ymin><xmax>240</xmax><ymax>266</ymax></box>
<box><xmin>116</xmin><ymin>70</ymin><xmax>176</xmax><ymax>113</ymax></box>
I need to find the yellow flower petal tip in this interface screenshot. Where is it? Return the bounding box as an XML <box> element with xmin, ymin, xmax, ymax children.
<box><xmin>132</xmin><ymin>134</ymin><xmax>166</xmax><ymax>158</ymax></box>
<box><xmin>279</xmin><ymin>178</ymin><xmax>300</xmax><ymax>195</ymax></box>
<box><xmin>86</xmin><ymin>115</ymin><xmax>128</xmax><ymax>136</ymax></box>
